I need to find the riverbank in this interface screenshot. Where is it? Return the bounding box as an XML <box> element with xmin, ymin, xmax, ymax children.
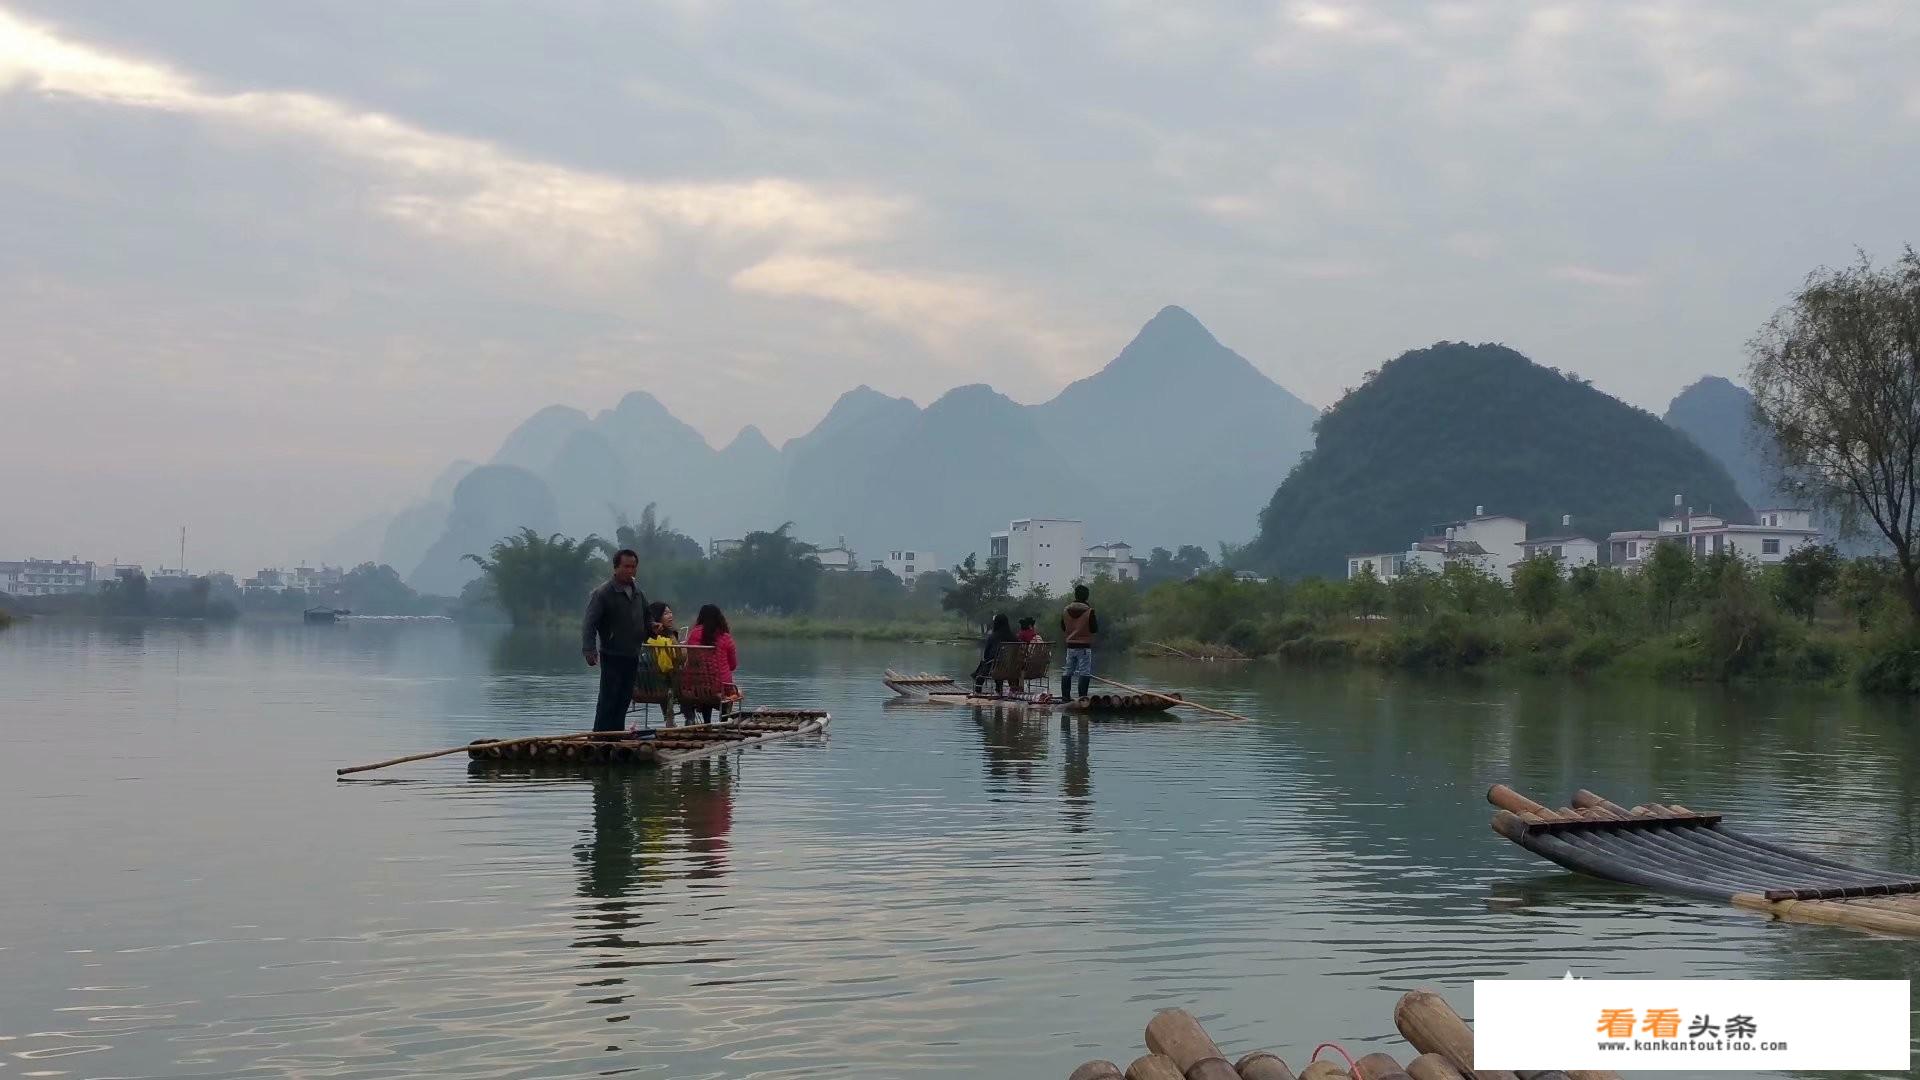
<box><xmin>1155</xmin><ymin>613</ymin><xmax>1920</xmax><ymax>692</ymax></box>
<box><xmin>728</xmin><ymin>614</ymin><xmax>968</xmax><ymax>642</ymax></box>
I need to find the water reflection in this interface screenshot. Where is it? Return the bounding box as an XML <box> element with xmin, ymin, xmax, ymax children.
<box><xmin>1060</xmin><ymin>716</ymin><xmax>1093</xmax><ymax>833</ymax></box>
<box><xmin>972</xmin><ymin>705</ymin><xmax>1050</xmax><ymax>793</ymax></box>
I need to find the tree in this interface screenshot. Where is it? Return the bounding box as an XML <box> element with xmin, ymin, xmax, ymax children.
<box><xmin>1836</xmin><ymin>555</ymin><xmax>1897</xmax><ymax>630</ymax></box>
<box><xmin>1437</xmin><ymin>562</ymin><xmax>1504</xmax><ymax>616</ymax></box>
<box><xmin>332</xmin><ymin>562</ymin><xmax>423</xmax><ymax>615</ymax></box>
<box><xmin>1511</xmin><ymin>554</ymin><xmax>1561</xmax><ymax>623</ymax></box>
<box><xmin>463</xmin><ymin>529</ymin><xmax>607</xmax><ymax>625</ymax></box>
<box><xmin>1748</xmin><ymin>249</ymin><xmax>1920</xmax><ymax>621</ymax></box>
<box><xmin>1388</xmin><ymin>562</ymin><xmax>1438</xmax><ymax>622</ymax></box>
<box><xmin>1346</xmin><ymin>564</ymin><xmax>1386</xmax><ymax>618</ymax></box>
<box><xmin>941</xmin><ymin>553</ymin><xmax>1014</xmax><ymax>632</ymax></box>
<box><xmin>1774</xmin><ymin>543</ymin><xmax>1839</xmax><ymax>624</ymax></box>
<box><xmin>1645</xmin><ymin>539</ymin><xmax>1693</xmax><ymax>627</ymax></box>
<box><xmin>1140</xmin><ymin>544</ymin><xmax>1216</xmax><ymax>586</ymax></box>
<box><xmin>612</xmin><ymin>503</ymin><xmax>705</xmax><ymax>564</ymax></box>
<box><xmin>709</xmin><ymin>523</ymin><xmax>818</xmax><ymax>613</ymax></box>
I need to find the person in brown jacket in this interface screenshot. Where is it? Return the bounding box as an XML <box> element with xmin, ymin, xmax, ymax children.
<box><xmin>1059</xmin><ymin>583</ymin><xmax>1098</xmax><ymax>702</ymax></box>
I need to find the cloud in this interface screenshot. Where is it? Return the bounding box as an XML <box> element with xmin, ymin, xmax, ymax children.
<box><xmin>1550</xmin><ymin>265</ymin><xmax>1648</xmax><ymax>290</ymax></box>
<box><xmin>0</xmin><ymin>7</ymin><xmax>904</xmax><ymax>280</ymax></box>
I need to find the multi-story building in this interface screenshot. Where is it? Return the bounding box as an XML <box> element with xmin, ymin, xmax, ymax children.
<box><xmin>1347</xmin><ymin>507</ymin><xmax>1527</xmax><ymax>583</ymax></box>
<box><xmin>1515</xmin><ymin>515</ymin><xmax>1599</xmax><ymax>571</ymax></box>
<box><xmin>1608</xmin><ymin>501</ymin><xmax>1820</xmax><ymax>569</ymax></box>
<box><xmin>709</xmin><ymin>538</ymin><xmax>743</xmax><ymax>558</ymax></box>
<box><xmin>989</xmin><ymin>518</ymin><xmax>1086</xmax><ymax>599</ymax></box>
<box><xmin>1081</xmin><ymin>541</ymin><xmax>1141</xmax><ymax>583</ymax></box>
<box><xmin>0</xmin><ymin>558</ymin><xmax>96</xmax><ymax>596</ymax></box>
<box><xmin>814</xmin><ymin>542</ymin><xmax>857</xmax><ymax>572</ymax></box>
<box><xmin>875</xmin><ymin>548</ymin><xmax>939</xmax><ymax>586</ymax></box>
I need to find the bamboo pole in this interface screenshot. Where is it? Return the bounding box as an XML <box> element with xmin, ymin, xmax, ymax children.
<box><xmin>1090</xmin><ymin>675</ymin><xmax>1252</xmax><ymax>722</ymax></box>
<box><xmin>1352</xmin><ymin>1053</ymin><xmax>1415</xmax><ymax>1080</ymax></box>
<box><xmin>1126</xmin><ymin>1055</ymin><xmax>1186</xmax><ymax>1080</ymax></box>
<box><xmin>337</xmin><ymin>732</ymin><xmax>605</xmax><ymax>776</ymax></box>
<box><xmin>1071</xmin><ymin>1063</ymin><xmax>1124</xmax><ymax>1080</ymax></box>
<box><xmin>1144</xmin><ymin>1009</ymin><xmax>1225</xmax><ymax>1072</ymax></box>
<box><xmin>1405</xmin><ymin>1054</ymin><xmax>1467</xmax><ymax>1080</ymax></box>
<box><xmin>1236</xmin><ymin>1051</ymin><xmax>1296</xmax><ymax>1080</ymax></box>
<box><xmin>1393</xmin><ymin>990</ymin><xmax>1519</xmax><ymax>1080</ymax></box>
<box><xmin>1299</xmin><ymin>1062</ymin><xmax>1348</xmax><ymax>1080</ymax></box>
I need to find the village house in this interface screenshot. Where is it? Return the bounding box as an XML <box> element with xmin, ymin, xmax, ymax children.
<box><xmin>813</xmin><ymin>539</ymin><xmax>857</xmax><ymax>572</ymax></box>
<box><xmin>1608</xmin><ymin>498</ymin><xmax>1821</xmax><ymax>569</ymax></box>
<box><xmin>873</xmin><ymin>548</ymin><xmax>939</xmax><ymax>586</ymax></box>
<box><xmin>988</xmin><ymin>518</ymin><xmax>1142</xmax><ymax>597</ymax></box>
<box><xmin>1515</xmin><ymin>515</ymin><xmax>1600</xmax><ymax>571</ymax></box>
<box><xmin>1081</xmin><ymin>541</ymin><xmax>1141</xmax><ymax>583</ymax></box>
<box><xmin>1347</xmin><ymin>506</ymin><xmax>1527</xmax><ymax>584</ymax></box>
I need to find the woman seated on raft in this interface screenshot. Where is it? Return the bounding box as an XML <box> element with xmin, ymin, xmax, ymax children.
<box><xmin>681</xmin><ymin>604</ymin><xmax>739</xmax><ymax>725</ymax></box>
<box><xmin>971</xmin><ymin>612</ymin><xmax>1018</xmax><ymax>696</ymax></box>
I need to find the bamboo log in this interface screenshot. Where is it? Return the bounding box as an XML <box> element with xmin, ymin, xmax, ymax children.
<box><xmin>1236</xmin><ymin>1051</ymin><xmax>1295</xmax><ymax>1080</ymax></box>
<box><xmin>339</xmin><ymin>731</ymin><xmax>603</xmax><ymax>775</ymax></box>
<box><xmin>1405</xmin><ymin>1054</ymin><xmax>1467</xmax><ymax>1080</ymax></box>
<box><xmin>1486</xmin><ymin>784</ymin><xmax>1550</xmax><ymax>816</ymax></box>
<box><xmin>1128</xmin><ymin>1055</ymin><xmax>1187</xmax><ymax>1080</ymax></box>
<box><xmin>1299</xmin><ymin>1062</ymin><xmax>1348</xmax><ymax>1080</ymax></box>
<box><xmin>1188</xmin><ymin>1059</ymin><xmax>1242</xmax><ymax>1080</ymax></box>
<box><xmin>1144</xmin><ymin>1009</ymin><xmax>1225</xmax><ymax>1072</ymax></box>
<box><xmin>1393</xmin><ymin>990</ymin><xmax>1519</xmax><ymax>1080</ymax></box>
<box><xmin>1732</xmin><ymin>893</ymin><xmax>1920</xmax><ymax>935</ymax></box>
<box><xmin>1351</xmin><ymin>1053</ymin><xmax>1413</xmax><ymax>1080</ymax></box>
<box><xmin>1091</xmin><ymin>675</ymin><xmax>1249</xmax><ymax>722</ymax></box>
<box><xmin>1565</xmin><ymin>1072</ymin><xmax>1622</xmax><ymax>1080</ymax></box>
<box><xmin>1071</xmin><ymin>1062</ymin><xmax>1125</xmax><ymax>1080</ymax></box>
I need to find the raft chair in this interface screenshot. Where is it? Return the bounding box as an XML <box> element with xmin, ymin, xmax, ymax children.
<box><xmin>675</xmin><ymin>645</ymin><xmax>741</xmax><ymax>720</ymax></box>
<box><xmin>1019</xmin><ymin>641</ymin><xmax>1052</xmax><ymax>694</ymax></box>
<box><xmin>630</xmin><ymin>643</ymin><xmax>676</xmax><ymax>726</ymax></box>
<box><xmin>988</xmin><ymin>642</ymin><xmax>1032</xmax><ymax>695</ymax></box>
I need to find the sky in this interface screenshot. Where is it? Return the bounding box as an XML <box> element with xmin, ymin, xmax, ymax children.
<box><xmin>4</xmin><ymin>1</ymin><xmax>1919</xmax><ymax>571</ymax></box>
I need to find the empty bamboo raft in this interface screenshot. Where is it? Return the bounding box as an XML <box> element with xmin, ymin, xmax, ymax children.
<box><xmin>881</xmin><ymin>670</ymin><xmax>1179</xmax><ymax>715</ymax></box>
<box><xmin>466</xmin><ymin>709</ymin><xmax>829</xmax><ymax>767</ymax></box>
<box><xmin>1069</xmin><ymin>989</ymin><xmax>1614</xmax><ymax>1080</ymax></box>
<box><xmin>1490</xmin><ymin>783</ymin><xmax>1920</xmax><ymax>936</ymax></box>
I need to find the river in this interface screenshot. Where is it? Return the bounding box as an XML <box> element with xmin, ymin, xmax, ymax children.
<box><xmin>3</xmin><ymin>620</ymin><xmax>1916</xmax><ymax>1078</ymax></box>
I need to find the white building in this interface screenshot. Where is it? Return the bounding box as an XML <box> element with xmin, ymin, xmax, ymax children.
<box><xmin>875</xmin><ymin>548</ymin><xmax>938</xmax><ymax>586</ymax></box>
<box><xmin>989</xmin><ymin>518</ymin><xmax>1086</xmax><ymax>599</ymax></box>
<box><xmin>814</xmin><ymin>541</ymin><xmax>857</xmax><ymax>572</ymax></box>
<box><xmin>1081</xmin><ymin>541</ymin><xmax>1141</xmax><ymax>583</ymax></box>
<box><xmin>1517</xmin><ymin>534</ymin><xmax>1600</xmax><ymax>571</ymax></box>
<box><xmin>1347</xmin><ymin>507</ymin><xmax>1528</xmax><ymax>584</ymax></box>
<box><xmin>709</xmin><ymin>538</ymin><xmax>743</xmax><ymax>558</ymax></box>
<box><xmin>0</xmin><ymin>558</ymin><xmax>96</xmax><ymax>596</ymax></box>
<box><xmin>1608</xmin><ymin>501</ymin><xmax>1820</xmax><ymax>569</ymax></box>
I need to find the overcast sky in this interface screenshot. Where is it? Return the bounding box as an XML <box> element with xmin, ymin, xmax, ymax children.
<box><xmin>4</xmin><ymin>2</ymin><xmax>1918</xmax><ymax>570</ymax></box>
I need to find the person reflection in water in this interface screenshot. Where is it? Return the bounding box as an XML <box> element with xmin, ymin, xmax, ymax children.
<box><xmin>574</xmin><ymin>765</ymin><xmax>736</xmax><ymax>957</ymax></box>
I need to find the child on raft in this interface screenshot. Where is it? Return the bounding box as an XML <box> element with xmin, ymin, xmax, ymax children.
<box><xmin>640</xmin><ymin>601</ymin><xmax>680</xmax><ymax>727</ymax></box>
<box><xmin>682</xmin><ymin>604</ymin><xmax>738</xmax><ymax>724</ymax></box>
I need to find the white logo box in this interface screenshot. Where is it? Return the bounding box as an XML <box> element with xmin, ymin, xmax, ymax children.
<box><xmin>1474</xmin><ymin>979</ymin><xmax>1910</xmax><ymax>1071</ymax></box>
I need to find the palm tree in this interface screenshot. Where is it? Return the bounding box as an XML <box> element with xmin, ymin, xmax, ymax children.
<box><xmin>611</xmin><ymin>503</ymin><xmax>704</xmax><ymax>563</ymax></box>
<box><xmin>464</xmin><ymin>528</ymin><xmax>607</xmax><ymax>625</ymax></box>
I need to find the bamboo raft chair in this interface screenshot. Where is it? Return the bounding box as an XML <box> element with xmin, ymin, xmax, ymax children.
<box><xmin>1490</xmin><ymin>783</ymin><xmax>1920</xmax><ymax>936</ymax></box>
<box><xmin>675</xmin><ymin>645</ymin><xmax>740</xmax><ymax>720</ymax></box>
<box><xmin>630</xmin><ymin>643</ymin><xmax>677</xmax><ymax>719</ymax></box>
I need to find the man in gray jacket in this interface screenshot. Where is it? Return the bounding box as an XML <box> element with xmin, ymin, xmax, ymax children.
<box><xmin>581</xmin><ymin>548</ymin><xmax>651</xmax><ymax>731</ymax></box>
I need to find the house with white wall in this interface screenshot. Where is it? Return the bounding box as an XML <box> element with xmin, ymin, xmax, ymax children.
<box><xmin>1608</xmin><ymin>499</ymin><xmax>1820</xmax><ymax>569</ymax></box>
<box><xmin>814</xmin><ymin>539</ymin><xmax>857</xmax><ymax>572</ymax></box>
<box><xmin>1081</xmin><ymin>541</ymin><xmax>1141</xmax><ymax>583</ymax></box>
<box><xmin>1348</xmin><ymin>506</ymin><xmax>1527</xmax><ymax>584</ymax></box>
<box><xmin>989</xmin><ymin>518</ymin><xmax>1086</xmax><ymax>599</ymax></box>
<box><xmin>1514</xmin><ymin>515</ymin><xmax>1599</xmax><ymax>571</ymax></box>
<box><xmin>874</xmin><ymin>548</ymin><xmax>938</xmax><ymax>586</ymax></box>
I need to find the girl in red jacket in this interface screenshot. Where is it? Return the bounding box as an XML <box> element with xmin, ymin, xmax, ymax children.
<box><xmin>682</xmin><ymin>604</ymin><xmax>738</xmax><ymax>724</ymax></box>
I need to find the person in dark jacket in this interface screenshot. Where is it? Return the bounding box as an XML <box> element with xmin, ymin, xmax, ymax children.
<box><xmin>972</xmin><ymin>612</ymin><xmax>1017</xmax><ymax>696</ymax></box>
<box><xmin>581</xmin><ymin>548</ymin><xmax>651</xmax><ymax>732</ymax></box>
<box><xmin>1059</xmin><ymin>584</ymin><xmax>1099</xmax><ymax>702</ymax></box>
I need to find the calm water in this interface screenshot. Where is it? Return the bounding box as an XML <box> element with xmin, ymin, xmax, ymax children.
<box><xmin>3</xmin><ymin>620</ymin><xmax>1918</xmax><ymax>1078</ymax></box>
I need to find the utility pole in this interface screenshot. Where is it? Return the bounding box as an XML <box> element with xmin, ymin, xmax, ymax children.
<box><xmin>179</xmin><ymin>526</ymin><xmax>187</xmax><ymax>574</ymax></box>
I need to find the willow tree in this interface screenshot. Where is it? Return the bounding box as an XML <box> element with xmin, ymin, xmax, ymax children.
<box><xmin>1748</xmin><ymin>249</ymin><xmax>1920</xmax><ymax>621</ymax></box>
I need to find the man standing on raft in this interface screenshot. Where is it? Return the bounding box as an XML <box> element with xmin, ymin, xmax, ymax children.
<box><xmin>1059</xmin><ymin>583</ymin><xmax>1098</xmax><ymax>703</ymax></box>
<box><xmin>581</xmin><ymin>548</ymin><xmax>652</xmax><ymax>732</ymax></box>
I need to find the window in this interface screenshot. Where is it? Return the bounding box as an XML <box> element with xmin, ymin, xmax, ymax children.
<box><xmin>1551</xmin><ymin>545</ymin><xmax>1563</xmax><ymax>559</ymax></box>
<box><xmin>1349</xmin><ymin>560</ymin><xmax>1361</xmax><ymax>576</ymax></box>
<box><xmin>906</xmin><ymin>551</ymin><xmax>915</xmax><ymax>560</ymax></box>
<box><xmin>904</xmin><ymin>564</ymin><xmax>914</xmax><ymax>574</ymax></box>
<box><xmin>1628</xmin><ymin>542</ymin><xmax>1638</xmax><ymax>558</ymax></box>
<box><xmin>1762</xmin><ymin>539</ymin><xmax>1781</xmax><ymax>555</ymax></box>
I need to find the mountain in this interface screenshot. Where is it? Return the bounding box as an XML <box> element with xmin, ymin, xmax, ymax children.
<box><xmin>492</xmin><ymin>406</ymin><xmax>590</xmax><ymax>474</ymax></box>
<box><xmin>1245</xmin><ymin>342</ymin><xmax>1753</xmax><ymax>578</ymax></box>
<box><xmin>406</xmin><ymin>464</ymin><xmax>559</xmax><ymax>596</ymax></box>
<box><xmin>1034</xmin><ymin>305</ymin><xmax>1318</xmax><ymax>545</ymax></box>
<box><xmin>391</xmin><ymin>306</ymin><xmax>1322</xmax><ymax>582</ymax></box>
<box><xmin>1663</xmin><ymin>377</ymin><xmax>1779</xmax><ymax>508</ymax></box>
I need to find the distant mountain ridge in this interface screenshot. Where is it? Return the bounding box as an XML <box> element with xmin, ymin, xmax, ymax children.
<box><xmin>1245</xmin><ymin>342</ymin><xmax>1752</xmax><ymax>578</ymax></box>
<box><xmin>379</xmin><ymin>306</ymin><xmax>1321</xmax><ymax>592</ymax></box>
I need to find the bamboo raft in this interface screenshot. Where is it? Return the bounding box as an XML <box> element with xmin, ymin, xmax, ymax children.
<box><xmin>1491</xmin><ymin>783</ymin><xmax>1920</xmax><ymax>936</ymax></box>
<box><xmin>882</xmin><ymin>670</ymin><xmax>1180</xmax><ymax>715</ymax></box>
<box><xmin>1070</xmin><ymin>988</ymin><xmax>1614</xmax><ymax>1080</ymax></box>
<box><xmin>465</xmin><ymin>709</ymin><xmax>829</xmax><ymax>767</ymax></box>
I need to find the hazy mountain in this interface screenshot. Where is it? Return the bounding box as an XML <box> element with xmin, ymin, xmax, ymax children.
<box><xmin>1034</xmin><ymin>304</ymin><xmax>1318</xmax><ymax>545</ymax></box>
<box><xmin>776</xmin><ymin>386</ymin><xmax>923</xmax><ymax>546</ymax></box>
<box><xmin>491</xmin><ymin>406</ymin><xmax>590</xmax><ymax>474</ymax></box>
<box><xmin>407</xmin><ymin>464</ymin><xmax>559</xmax><ymax>596</ymax></box>
<box><xmin>1245</xmin><ymin>342</ymin><xmax>1752</xmax><ymax>578</ymax></box>
<box><xmin>374</xmin><ymin>459</ymin><xmax>478</xmax><ymax>573</ymax></box>
<box><xmin>394</xmin><ymin>306</ymin><xmax>1322</xmax><ymax>582</ymax></box>
<box><xmin>318</xmin><ymin>510</ymin><xmax>394</xmax><ymax>568</ymax></box>
<box><xmin>1663</xmin><ymin>377</ymin><xmax>1779</xmax><ymax>508</ymax></box>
